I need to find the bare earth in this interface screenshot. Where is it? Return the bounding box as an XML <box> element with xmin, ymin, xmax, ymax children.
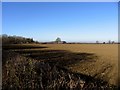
<box><xmin>32</xmin><ymin>44</ymin><xmax>118</xmax><ymax>86</ymax></box>
<box><xmin>5</xmin><ymin>44</ymin><xmax>118</xmax><ymax>86</ymax></box>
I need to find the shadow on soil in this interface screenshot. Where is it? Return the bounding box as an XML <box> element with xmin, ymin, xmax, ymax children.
<box><xmin>2</xmin><ymin>44</ymin><xmax>47</xmax><ymax>50</ymax></box>
<box><xmin>15</xmin><ymin>50</ymin><xmax>116</xmax><ymax>86</ymax></box>
<box><xmin>15</xmin><ymin>49</ymin><xmax>97</xmax><ymax>67</ymax></box>
<box><xmin>2</xmin><ymin>47</ymin><xmax>118</xmax><ymax>89</ymax></box>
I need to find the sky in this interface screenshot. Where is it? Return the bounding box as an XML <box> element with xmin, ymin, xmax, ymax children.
<box><xmin>2</xmin><ymin>2</ymin><xmax>118</xmax><ymax>42</ymax></box>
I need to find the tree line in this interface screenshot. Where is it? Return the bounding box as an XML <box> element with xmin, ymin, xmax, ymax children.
<box><xmin>1</xmin><ymin>34</ymin><xmax>35</xmax><ymax>44</ymax></box>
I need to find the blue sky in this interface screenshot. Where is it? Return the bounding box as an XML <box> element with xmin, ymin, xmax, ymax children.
<box><xmin>2</xmin><ymin>2</ymin><xmax>118</xmax><ymax>42</ymax></box>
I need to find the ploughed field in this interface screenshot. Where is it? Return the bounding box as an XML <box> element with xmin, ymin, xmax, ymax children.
<box><xmin>2</xmin><ymin>44</ymin><xmax>118</xmax><ymax>89</ymax></box>
<box><xmin>40</xmin><ymin>44</ymin><xmax>118</xmax><ymax>84</ymax></box>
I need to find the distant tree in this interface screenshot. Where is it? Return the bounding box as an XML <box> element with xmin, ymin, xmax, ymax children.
<box><xmin>2</xmin><ymin>34</ymin><xmax>8</xmax><ymax>37</ymax></box>
<box><xmin>96</xmin><ymin>41</ymin><xmax>99</xmax><ymax>44</ymax></box>
<box><xmin>63</xmin><ymin>41</ymin><xmax>67</xmax><ymax>44</ymax></box>
<box><xmin>35</xmin><ymin>41</ymin><xmax>39</xmax><ymax>44</ymax></box>
<box><xmin>112</xmin><ymin>41</ymin><xmax>115</xmax><ymax>44</ymax></box>
<box><xmin>108</xmin><ymin>40</ymin><xmax>111</xmax><ymax>44</ymax></box>
<box><xmin>103</xmin><ymin>42</ymin><xmax>105</xmax><ymax>44</ymax></box>
<box><xmin>55</xmin><ymin>37</ymin><xmax>61</xmax><ymax>43</ymax></box>
<box><xmin>30</xmin><ymin>38</ymin><xmax>34</xmax><ymax>43</ymax></box>
<box><xmin>2</xmin><ymin>34</ymin><xmax>35</xmax><ymax>44</ymax></box>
